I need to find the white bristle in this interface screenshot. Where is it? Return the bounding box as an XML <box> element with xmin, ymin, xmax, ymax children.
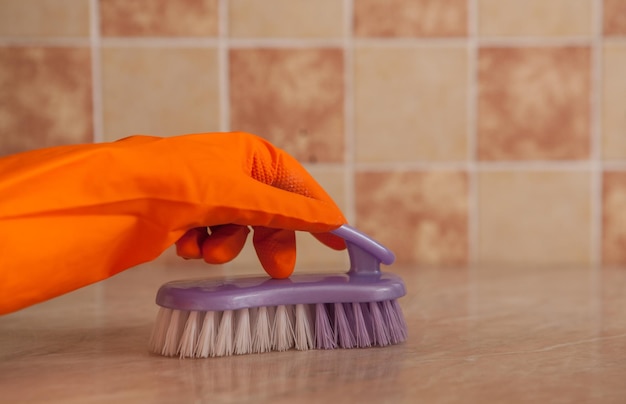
<box><xmin>196</xmin><ymin>311</ymin><xmax>219</xmax><ymax>358</ymax></box>
<box><xmin>272</xmin><ymin>305</ymin><xmax>294</xmax><ymax>351</ymax></box>
<box><xmin>178</xmin><ymin>311</ymin><xmax>200</xmax><ymax>357</ymax></box>
<box><xmin>162</xmin><ymin>310</ymin><xmax>188</xmax><ymax>356</ymax></box>
<box><xmin>149</xmin><ymin>307</ymin><xmax>172</xmax><ymax>353</ymax></box>
<box><xmin>150</xmin><ymin>299</ymin><xmax>407</xmax><ymax>358</ymax></box>
<box><xmin>215</xmin><ymin>310</ymin><xmax>234</xmax><ymax>356</ymax></box>
<box><xmin>234</xmin><ymin>309</ymin><xmax>252</xmax><ymax>355</ymax></box>
<box><xmin>294</xmin><ymin>304</ymin><xmax>314</xmax><ymax>350</ymax></box>
<box><xmin>252</xmin><ymin>306</ymin><xmax>273</xmax><ymax>353</ymax></box>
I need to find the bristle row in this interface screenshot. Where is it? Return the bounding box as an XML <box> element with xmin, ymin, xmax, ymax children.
<box><xmin>149</xmin><ymin>300</ymin><xmax>407</xmax><ymax>358</ymax></box>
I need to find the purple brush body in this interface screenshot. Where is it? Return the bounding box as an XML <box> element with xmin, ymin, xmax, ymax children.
<box><xmin>149</xmin><ymin>225</ymin><xmax>408</xmax><ymax>357</ymax></box>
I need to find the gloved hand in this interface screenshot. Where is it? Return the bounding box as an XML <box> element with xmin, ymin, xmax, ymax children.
<box><xmin>0</xmin><ymin>132</ymin><xmax>346</xmax><ymax>314</ymax></box>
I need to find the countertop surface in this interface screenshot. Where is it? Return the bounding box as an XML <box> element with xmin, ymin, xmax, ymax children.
<box><xmin>1</xmin><ymin>261</ymin><xmax>626</xmax><ymax>403</ymax></box>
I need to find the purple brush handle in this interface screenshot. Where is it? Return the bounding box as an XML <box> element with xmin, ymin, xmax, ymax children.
<box><xmin>155</xmin><ymin>225</ymin><xmax>403</xmax><ymax>311</ymax></box>
<box><xmin>330</xmin><ymin>225</ymin><xmax>395</xmax><ymax>275</ymax></box>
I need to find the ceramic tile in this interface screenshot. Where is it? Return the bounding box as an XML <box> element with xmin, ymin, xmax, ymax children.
<box><xmin>478</xmin><ymin>171</ymin><xmax>591</xmax><ymax>265</ymax></box>
<box><xmin>602</xmin><ymin>172</ymin><xmax>626</xmax><ymax>266</ymax></box>
<box><xmin>0</xmin><ymin>46</ymin><xmax>92</xmax><ymax>156</ymax></box>
<box><xmin>478</xmin><ymin>47</ymin><xmax>591</xmax><ymax>161</ymax></box>
<box><xmin>226</xmin><ymin>167</ymin><xmax>348</xmax><ymax>271</ymax></box>
<box><xmin>478</xmin><ymin>0</ymin><xmax>592</xmax><ymax>37</ymax></box>
<box><xmin>604</xmin><ymin>0</ymin><xmax>626</xmax><ymax>35</ymax></box>
<box><xmin>0</xmin><ymin>0</ymin><xmax>90</xmax><ymax>37</ymax></box>
<box><xmin>101</xmin><ymin>47</ymin><xmax>219</xmax><ymax>140</ymax></box>
<box><xmin>354</xmin><ymin>46</ymin><xmax>467</xmax><ymax>163</ymax></box>
<box><xmin>100</xmin><ymin>0</ymin><xmax>218</xmax><ymax>37</ymax></box>
<box><xmin>355</xmin><ymin>170</ymin><xmax>469</xmax><ymax>266</ymax></box>
<box><xmin>229</xmin><ymin>0</ymin><xmax>343</xmax><ymax>39</ymax></box>
<box><xmin>229</xmin><ymin>48</ymin><xmax>344</xmax><ymax>163</ymax></box>
<box><xmin>602</xmin><ymin>43</ymin><xmax>626</xmax><ymax>160</ymax></box>
<box><xmin>354</xmin><ymin>0</ymin><xmax>467</xmax><ymax>37</ymax></box>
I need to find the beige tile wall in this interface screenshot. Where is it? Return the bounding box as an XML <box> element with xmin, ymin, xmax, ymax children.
<box><xmin>0</xmin><ymin>0</ymin><xmax>625</xmax><ymax>270</ymax></box>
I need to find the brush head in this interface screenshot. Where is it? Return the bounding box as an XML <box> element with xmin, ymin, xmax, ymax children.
<box><xmin>150</xmin><ymin>272</ymin><xmax>408</xmax><ymax>357</ymax></box>
<box><xmin>149</xmin><ymin>225</ymin><xmax>408</xmax><ymax>357</ymax></box>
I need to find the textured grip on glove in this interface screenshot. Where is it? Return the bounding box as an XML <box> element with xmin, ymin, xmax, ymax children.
<box><xmin>175</xmin><ymin>132</ymin><xmax>346</xmax><ymax>278</ymax></box>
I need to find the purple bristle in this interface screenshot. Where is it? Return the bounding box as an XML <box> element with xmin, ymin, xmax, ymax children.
<box><xmin>334</xmin><ymin>303</ymin><xmax>356</xmax><ymax>348</ymax></box>
<box><xmin>315</xmin><ymin>303</ymin><xmax>336</xmax><ymax>349</ymax></box>
<box><xmin>383</xmin><ymin>300</ymin><xmax>408</xmax><ymax>344</ymax></box>
<box><xmin>352</xmin><ymin>302</ymin><xmax>371</xmax><ymax>348</ymax></box>
<box><xmin>369</xmin><ymin>301</ymin><xmax>391</xmax><ymax>346</ymax></box>
<box><xmin>360</xmin><ymin>302</ymin><xmax>375</xmax><ymax>340</ymax></box>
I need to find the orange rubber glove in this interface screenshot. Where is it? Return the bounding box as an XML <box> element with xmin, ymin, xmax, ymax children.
<box><xmin>0</xmin><ymin>132</ymin><xmax>346</xmax><ymax>314</ymax></box>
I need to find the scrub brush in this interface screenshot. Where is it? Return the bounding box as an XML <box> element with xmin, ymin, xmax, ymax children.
<box><xmin>149</xmin><ymin>224</ymin><xmax>407</xmax><ymax>358</ymax></box>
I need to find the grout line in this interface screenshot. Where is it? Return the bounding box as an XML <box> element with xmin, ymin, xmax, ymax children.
<box><xmin>218</xmin><ymin>0</ymin><xmax>230</xmax><ymax>132</ymax></box>
<box><xmin>353</xmin><ymin>160</ymin><xmax>602</xmax><ymax>172</ymax></box>
<box><xmin>477</xmin><ymin>36</ymin><xmax>595</xmax><ymax>47</ymax></box>
<box><xmin>88</xmin><ymin>0</ymin><xmax>104</xmax><ymax>311</ymax></box>
<box><xmin>354</xmin><ymin>38</ymin><xmax>470</xmax><ymax>48</ymax></box>
<box><xmin>100</xmin><ymin>37</ymin><xmax>220</xmax><ymax>48</ymax></box>
<box><xmin>356</xmin><ymin>162</ymin><xmax>471</xmax><ymax>172</ymax></box>
<box><xmin>6</xmin><ymin>35</ymin><xmax>624</xmax><ymax>49</ymax></box>
<box><xmin>89</xmin><ymin>0</ymin><xmax>104</xmax><ymax>143</ymax></box>
<box><xmin>466</xmin><ymin>0</ymin><xmax>480</xmax><ymax>316</ymax></box>
<box><xmin>589</xmin><ymin>0</ymin><xmax>604</xmax><ymax>337</ymax></box>
<box><xmin>603</xmin><ymin>36</ymin><xmax>626</xmax><ymax>43</ymax></box>
<box><xmin>0</xmin><ymin>37</ymin><xmax>91</xmax><ymax>46</ymax></box>
<box><xmin>590</xmin><ymin>0</ymin><xmax>604</xmax><ymax>268</ymax></box>
<box><xmin>355</xmin><ymin>37</ymin><xmax>597</xmax><ymax>48</ymax></box>
<box><xmin>343</xmin><ymin>0</ymin><xmax>356</xmax><ymax>224</ymax></box>
<box><xmin>301</xmin><ymin>162</ymin><xmax>345</xmax><ymax>171</ymax></box>
<box><xmin>229</xmin><ymin>38</ymin><xmax>345</xmax><ymax>49</ymax></box>
<box><xmin>603</xmin><ymin>162</ymin><xmax>626</xmax><ymax>170</ymax></box>
<box><xmin>350</xmin><ymin>160</ymin><xmax>626</xmax><ymax>173</ymax></box>
<box><xmin>475</xmin><ymin>161</ymin><xmax>596</xmax><ymax>171</ymax></box>
<box><xmin>467</xmin><ymin>0</ymin><xmax>479</xmax><ymax>266</ymax></box>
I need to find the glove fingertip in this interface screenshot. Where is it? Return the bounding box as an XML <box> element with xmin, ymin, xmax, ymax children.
<box><xmin>261</xmin><ymin>263</ymin><xmax>294</xmax><ymax>279</ymax></box>
<box><xmin>253</xmin><ymin>228</ymin><xmax>296</xmax><ymax>279</ymax></box>
<box><xmin>175</xmin><ymin>228</ymin><xmax>207</xmax><ymax>259</ymax></box>
<box><xmin>201</xmin><ymin>224</ymin><xmax>250</xmax><ymax>265</ymax></box>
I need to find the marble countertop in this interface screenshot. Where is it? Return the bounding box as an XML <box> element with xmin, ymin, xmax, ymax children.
<box><xmin>1</xmin><ymin>261</ymin><xmax>625</xmax><ymax>403</ymax></box>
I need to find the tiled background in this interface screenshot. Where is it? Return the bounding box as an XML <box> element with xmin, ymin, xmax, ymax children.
<box><xmin>1</xmin><ymin>0</ymin><xmax>625</xmax><ymax>270</ymax></box>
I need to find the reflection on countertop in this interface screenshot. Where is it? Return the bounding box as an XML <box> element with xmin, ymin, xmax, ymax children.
<box><xmin>1</xmin><ymin>261</ymin><xmax>626</xmax><ymax>403</ymax></box>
